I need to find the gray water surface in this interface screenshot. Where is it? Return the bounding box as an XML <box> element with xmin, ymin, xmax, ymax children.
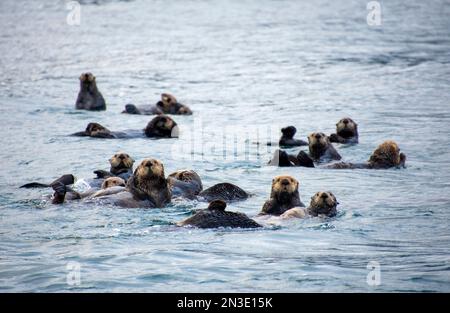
<box><xmin>1</xmin><ymin>0</ymin><xmax>450</xmax><ymax>292</ymax></box>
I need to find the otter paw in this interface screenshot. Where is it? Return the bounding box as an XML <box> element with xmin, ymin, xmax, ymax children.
<box><xmin>296</xmin><ymin>151</ymin><xmax>315</xmax><ymax>167</ymax></box>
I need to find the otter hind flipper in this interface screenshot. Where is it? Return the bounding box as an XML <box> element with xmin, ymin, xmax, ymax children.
<box><xmin>296</xmin><ymin>151</ymin><xmax>315</xmax><ymax>168</ymax></box>
<box><xmin>20</xmin><ymin>174</ymin><xmax>75</xmax><ymax>189</ymax></box>
<box><xmin>199</xmin><ymin>183</ymin><xmax>249</xmax><ymax>202</ymax></box>
<box><xmin>94</xmin><ymin>170</ymin><xmax>113</xmax><ymax>179</ymax></box>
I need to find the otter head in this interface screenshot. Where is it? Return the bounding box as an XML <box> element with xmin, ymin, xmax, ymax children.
<box><xmin>368</xmin><ymin>140</ymin><xmax>406</xmax><ymax>169</ymax></box>
<box><xmin>281</xmin><ymin>126</ymin><xmax>297</xmax><ymax>139</ymax></box>
<box><xmin>101</xmin><ymin>177</ymin><xmax>126</xmax><ymax>189</ymax></box>
<box><xmin>271</xmin><ymin>175</ymin><xmax>299</xmax><ymax>204</ymax></box>
<box><xmin>84</xmin><ymin>122</ymin><xmax>109</xmax><ymax>136</ymax></box>
<box><xmin>308</xmin><ymin>191</ymin><xmax>338</xmax><ymax>217</ymax></box>
<box><xmin>134</xmin><ymin>158</ymin><xmax>165</xmax><ymax>181</ymax></box>
<box><xmin>308</xmin><ymin>132</ymin><xmax>330</xmax><ymax>158</ymax></box>
<box><xmin>156</xmin><ymin>93</ymin><xmax>178</xmax><ymax>110</ymax></box>
<box><xmin>169</xmin><ymin>170</ymin><xmax>201</xmax><ymax>183</ymax></box>
<box><xmin>79</xmin><ymin>72</ymin><xmax>97</xmax><ymax>90</ymax></box>
<box><xmin>109</xmin><ymin>152</ymin><xmax>134</xmax><ymax>174</ymax></box>
<box><xmin>336</xmin><ymin>118</ymin><xmax>358</xmax><ymax>138</ymax></box>
<box><xmin>144</xmin><ymin>115</ymin><xmax>179</xmax><ymax>138</ymax></box>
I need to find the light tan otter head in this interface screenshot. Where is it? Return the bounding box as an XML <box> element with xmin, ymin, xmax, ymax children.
<box><xmin>308</xmin><ymin>191</ymin><xmax>338</xmax><ymax>217</ymax></box>
<box><xmin>109</xmin><ymin>152</ymin><xmax>134</xmax><ymax>171</ymax></box>
<box><xmin>336</xmin><ymin>117</ymin><xmax>358</xmax><ymax>138</ymax></box>
<box><xmin>270</xmin><ymin>175</ymin><xmax>300</xmax><ymax>204</ymax></box>
<box><xmin>368</xmin><ymin>140</ymin><xmax>406</xmax><ymax>169</ymax></box>
<box><xmin>135</xmin><ymin>158</ymin><xmax>165</xmax><ymax>180</ymax></box>
<box><xmin>168</xmin><ymin>170</ymin><xmax>201</xmax><ymax>184</ymax></box>
<box><xmin>101</xmin><ymin>177</ymin><xmax>126</xmax><ymax>189</ymax></box>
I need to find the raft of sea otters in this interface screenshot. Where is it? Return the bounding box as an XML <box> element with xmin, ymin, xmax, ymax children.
<box><xmin>21</xmin><ymin>72</ymin><xmax>407</xmax><ymax>229</ymax></box>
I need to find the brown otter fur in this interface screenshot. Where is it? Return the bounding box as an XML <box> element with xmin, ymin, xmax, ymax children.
<box><xmin>329</xmin><ymin>118</ymin><xmax>359</xmax><ymax>144</ymax></box>
<box><xmin>72</xmin><ymin>122</ymin><xmax>116</xmax><ymax>138</ymax></box>
<box><xmin>94</xmin><ymin>152</ymin><xmax>135</xmax><ymax>180</ymax></box>
<box><xmin>281</xmin><ymin>191</ymin><xmax>338</xmax><ymax>218</ymax></box>
<box><xmin>75</xmin><ymin>73</ymin><xmax>106</xmax><ymax>111</ymax></box>
<box><xmin>125</xmin><ymin>159</ymin><xmax>171</xmax><ymax>207</ymax></box>
<box><xmin>156</xmin><ymin>93</ymin><xmax>192</xmax><ymax>115</ymax></box>
<box><xmin>168</xmin><ymin>170</ymin><xmax>203</xmax><ymax>199</ymax></box>
<box><xmin>260</xmin><ymin>175</ymin><xmax>304</xmax><ymax>216</ymax></box>
<box><xmin>325</xmin><ymin>140</ymin><xmax>406</xmax><ymax>169</ymax></box>
<box><xmin>144</xmin><ymin>115</ymin><xmax>179</xmax><ymax>138</ymax></box>
<box><xmin>177</xmin><ymin>200</ymin><xmax>261</xmax><ymax>229</ymax></box>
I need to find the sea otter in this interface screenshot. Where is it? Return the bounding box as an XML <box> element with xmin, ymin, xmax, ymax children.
<box><xmin>51</xmin><ymin>158</ymin><xmax>172</xmax><ymax>208</ymax></box>
<box><xmin>280</xmin><ymin>191</ymin><xmax>338</xmax><ymax>219</ymax></box>
<box><xmin>259</xmin><ymin>175</ymin><xmax>304</xmax><ymax>216</ymax></box>
<box><xmin>75</xmin><ymin>72</ymin><xmax>106</xmax><ymax>111</ymax></box>
<box><xmin>122</xmin><ymin>93</ymin><xmax>192</xmax><ymax>115</ymax></box>
<box><xmin>324</xmin><ymin>140</ymin><xmax>406</xmax><ymax>169</ymax></box>
<box><xmin>93</xmin><ymin>152</ymin><xmax>135</xmax><ymax>181</ymax></box>
<box><xmin>329</xmin><ymin>118</ymin><xmax>359</xmax><ymax>144</ymax></box>
<box><xmin>268</xmin><ymin>132</ymin><xmax>340</xmax><ymax>167</ymax></box>
<box><xmin>20</xmin><ymin>174</ymin><xmax>75</xmax><ymax>189</ymax></box>
<box><xmin>71</xmin><ymin>115</ymin><xmax>179</xmax><ymax>139</ymax></box>
<box><xmin>168</xmin><ymin>170</ymin><xmax>203</xmax><ymax>199</ymax></box>
<box><xmin>177</xmin><ymin>200</ymin><xmax>261</xmax><ymax>229</ymax></box>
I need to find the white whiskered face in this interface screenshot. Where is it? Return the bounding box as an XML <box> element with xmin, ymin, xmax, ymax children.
<box><xmin>308</xmin><ymin>132</ymin><xmax>328</xmax><ymax>146</ymax></box>
<box><xmin>311</xmin><ymin>191</ymin><xmax>337</xmax><ymax>208</ymax></box>
<box><xmin>136</xmin><ymin>158</ymin><xmax>165</xmax><ymax>178</ymax></box>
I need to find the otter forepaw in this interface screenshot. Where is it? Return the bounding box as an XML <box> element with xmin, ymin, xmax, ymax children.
<box><xmin>296</xmin><ymin>151</ymin><xmax>315</xmax><ymax>168</ymax></box>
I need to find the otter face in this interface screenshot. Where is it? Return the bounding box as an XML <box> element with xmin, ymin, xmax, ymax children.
<box><xmin>336</xmin><ymin>118</ymin><xmax>358</xmax><ymax>138</ymax></box>
<box><xmin>160</xmin><ymin>93</ymin><xmax>178</xmax><ymax>109</ymax></box>
<box><xmin>109</xmin><ymin>152</ymin><xmax>134</xmax><ymax>170</ymax></box>
<box><xmin>271</xmin><ymin>175</ymin><xmax>299</xmax><ymax>203</ymax></box>
<box><xmin>135</xmin><ymin>158</ymin><xmax>165</xmax><ymax>179</ymax></box>
<box><xmin>281</xmin><ymin>126</ymin><xmax>297</xmax><ymax>139</ymax></box>
<box><xmin>308</xmin><ymin>132</ymin><xmax>329</xmax><ymax>148</ymax></box>
<box><xmin>85</xmin><ymin>122</ymin><xmax>109</xmax><ymax>135</ymax></box>
<box><xmin>308</xmin><ymin>191</ymin><xmax>338</xmax><ymax>217</ymax></box>
<box><xmin>101</xmin><ymin>177</ymin><xmax>126</xmax><ymax>189</ymax></box>
<box><xmin>79</xmin><ymin>72</ymin><xmax>95</xmax><ymax>83</ymax></box>
<box><xmin>168</xmin><ymin>170</ymin><xmax>200</xmax><ymax>183</ymax></box>
<box><xmin>368</xmin><ymin>141</ymin><xmax>405</xmax><ymax>168</ymax></box>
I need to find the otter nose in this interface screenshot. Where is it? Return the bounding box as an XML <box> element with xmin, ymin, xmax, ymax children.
<box><xmin>315</xmin><ymin>133</ymin><xmax>321</xmax><ymax>139</ymax></box>
<box><xmin>281</xmin><ymin>179</ymin><xmax>290</xmax><ymax>186</ymax></box>
<box><xmin>321</xmin><ymin>193</ymin><xmax>328</xmax><ymax>199</ymax></box>
<box><xmin>119</xmin><ymin>155</ymin><xmax>125</xmax><ymax>160</ymax></box>
<box><xmin>343</xmin><ymin>119</ymin><xmax>349</xmax><ymax>124</ymax></box>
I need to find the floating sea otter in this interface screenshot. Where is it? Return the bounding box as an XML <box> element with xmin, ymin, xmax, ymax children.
<box><xmin>280</xmin><ymin>191</ymin><xmax>338</xmax><ymax>219</ymax></box>
<box><xmin>324</xmin><ymin>140</ymin><xmax>406</xmax><ymax>169</ymax></box>
<box><xmin>71</xmin><ymin>115</ymin><xmax>179</xmax><ymax>139</ymax></box>
<box><xmin>123</xmin><ymin>93</ymin><xmax>192</xmax><ymax>115</ymax></box>
<box><xmin>177</xmin><ymin>200</ymin><xmax>261</xmax><ymax>229</ymax></box>
<box><xmin>269</xmin><ymin>132</ymin><xmax>341</xmax><ymax>167</ymax></box>
<box><xmin>329</xmin><ymin>118</ymin><xmax>359</xmax><ymax>144</ymax></box>
<box><xmin>75</xmin><ymin>72</ymin><xmax>106</xmax><ymax>111</ymax></box>
<box><xmin>259</xmin><ymin>175</ymin><xmax>304</xmax><ymax>216</ymax></box>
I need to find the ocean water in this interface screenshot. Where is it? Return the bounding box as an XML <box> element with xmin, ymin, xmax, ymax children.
<box><xmin>1</xmin><ymin>0</ymin><xmax>450</xmax><ymax>292</ymax></box>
